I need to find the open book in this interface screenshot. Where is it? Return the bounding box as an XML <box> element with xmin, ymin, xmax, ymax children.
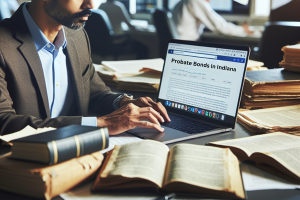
<box><xmin>92</xmin><ymin>140</ymin><xmax>245</xmax><ymax>199</ymax></box>
<box><xmin>209</xmin><ymin>132</ymin><xmax>300</xmax><ymax>183</ymax></box>
<box><xmin>237</xmin><ymin>105</ymin><xmax>300</xmax><ymax>134</ymax></box>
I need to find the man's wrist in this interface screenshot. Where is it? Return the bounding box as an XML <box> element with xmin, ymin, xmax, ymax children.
<box><xmin>115</xmin><ymin>94</ymin><xmax>133</xmax><ymax>108</ymax></box>
<box><xmin>97</xmin><ymin>116</ymin><xmax>106</xmax><ymax>127</ymax></box>
<box><xmin>119</xmin><ymin>97</ymin><xmax>133</xmax><ymax>107</ymax></box>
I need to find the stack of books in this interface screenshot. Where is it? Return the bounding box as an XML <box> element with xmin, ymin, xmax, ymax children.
<box><xmin>94</xmin><ymin>58</ymin><xmax>164</xmax><ymax>93</ymax></box>
<box><xmin>246</xmin><ymin>60</ymin><xmax>267</xmax><ymax>71</ymax></box>
<box><xmin>237</xmin><ymin>105</ymin><xmax>300</xmax><ymax>134</ymax></box>
<box><xmin>0</xmin><ymin>125</ymin><xmax>109</xmax><ymax>199</ymax></box>
<box><xmin>95</xmin><ymin>59</ymin><xmax>265</xmax><ymax>93</ymax></box>
<box><xmin>280</xmin><ymin>43</ymin><xmax>300</xmax><ymax>72</ymax></box>
<box><xmin>241</xmin><ymin>69</ymin><xmax>300</xmax><ymax>109</ymax></box>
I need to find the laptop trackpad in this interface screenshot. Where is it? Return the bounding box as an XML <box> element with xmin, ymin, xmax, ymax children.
<box><xmin>127</xmin><ymin>126</ymin><xmax>189</xmax><ymax>143</ymax></box>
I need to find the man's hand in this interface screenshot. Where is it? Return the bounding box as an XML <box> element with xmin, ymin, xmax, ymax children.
<box><xmin>97</xmin><ymin>103</ymin><xmax>166</xmax><ymax>135</ymax></box>
<box><xmin>120</xmin><ymin>96</ymin><xmax>171</xmax><ymax>122</ymax></box>
<box><xmin>242</xmin><ymin>22</ymin><xmax>254</xmax><ymax>35</ymax></box>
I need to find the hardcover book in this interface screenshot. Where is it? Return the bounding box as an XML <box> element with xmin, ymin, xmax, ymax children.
<box><xmin>9</xmin><ymin>125</ymin><xmax>109</xmax><ymax>164</ymax></box>
<box><xmin>241</xmin><ymin>69</ymin><xmax>300</xmax><ymax>109</ymax></box>
<box><xmin>209</xmin><ymin>132</ymin><xmax>300</xmax><ymax>183</ymax></box>
<box><xmin>92</xmin><ymin>140</ymin><xmax>246</xmax><ymax>199</ymax></box>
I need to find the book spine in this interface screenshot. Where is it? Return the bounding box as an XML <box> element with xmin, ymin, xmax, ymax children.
<box><xmin>47</xmin><ymin>128</ymin><xmax>109</xmax><ymax>165</ymax></box>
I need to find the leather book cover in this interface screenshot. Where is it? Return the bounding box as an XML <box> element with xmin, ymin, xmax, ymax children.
<box><xmin>11</xmin><ymin>125</ymin><xmax>109</xmax><ymax>165</ymax></box>
<box><xmin>246</xmin><ymin>68</ymin><xmax>300</xmax><ymax>84</ymax></box>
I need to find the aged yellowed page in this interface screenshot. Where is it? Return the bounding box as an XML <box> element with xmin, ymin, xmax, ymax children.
<box><xmin>94</xmin><ymin>64</ymin><xmax>141</xmax><ymax>78</ymax></box>
<box><xmin>227</xmin><ymin>149</ymin><xmax>245</xmax><ymax>199</ymax></box>
<box><xmin>164</xmin><ymin>144</ymin><xmax>230</xmax><ymax>191</ymax></box>
<box><xmin>239</xmin><ymin>105</ymin><xmax>300</xmax><ymax>127</ymax></box>
<box><xmin>211</xmin><ymin>132</ymin><xmax>300</xmax><ymax>157</ymax></box>
<box><xmin>116</xmin><ymin>71</ymin><xmax>160</xmax><ymax>84</ymax></box>
<box><xmin>266</xmin><ymin>147</ymin><xmax>300</xmax><ymax>178</ymax></box>
<box><xmin>101</xmin><ymin>59</ymin><xmax>164</xmax><ymax>74</ymax></box>
<box><xmin>0</xmin><ymin>126</ymin><xmax>36</xmax><ymax>142</ymax></box>
<box><xmin>0</xmin><ymin>126</ymin><xmax>56</xmax><ymax>143</ymax></box>
<box><xmin>101</xmin><ymin>140</ymin><xmax>169</xmax><ymax>188</ymax></box>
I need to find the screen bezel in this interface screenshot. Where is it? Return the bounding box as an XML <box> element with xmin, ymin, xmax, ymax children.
<box><xmin>157</xmin><ymin>39</ymin><xmax>250</xmax><ymax>129</ymax></box>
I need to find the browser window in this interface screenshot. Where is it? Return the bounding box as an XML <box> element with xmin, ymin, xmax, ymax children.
<box><xmin>158</xmin><ymin>43</ymin><xmax>247</xmax><ymax>124</ymax></box>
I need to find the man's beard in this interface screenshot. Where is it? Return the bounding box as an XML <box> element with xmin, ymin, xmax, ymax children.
<box><xmin>45</xmin><ymin>0</ymin><xmax>92</xmax><ymax>30</ymax></box>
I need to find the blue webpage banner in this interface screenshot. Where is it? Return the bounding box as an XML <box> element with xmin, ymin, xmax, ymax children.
<box><xmin>168</xmin><ymin>49</ymin><xmax>245</xmax><ymax>63</ymax></box>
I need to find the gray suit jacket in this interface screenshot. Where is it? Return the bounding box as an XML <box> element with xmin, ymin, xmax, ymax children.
<box><xmin>0</xmin><ymin>5</ymin><xmax>119</xmax><ymax>135</ymax></box>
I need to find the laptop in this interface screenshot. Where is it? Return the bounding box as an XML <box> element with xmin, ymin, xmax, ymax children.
<box><xmin>127</xmin><ymin>39</ymin><xmax>250</xmax><ymax>144</ymax></box>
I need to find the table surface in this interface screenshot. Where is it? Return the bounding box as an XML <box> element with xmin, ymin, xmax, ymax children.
<box><xmin>1</xmin><ymin>87</ymin><xmax>300</xmax><ymax>200</ymax></box>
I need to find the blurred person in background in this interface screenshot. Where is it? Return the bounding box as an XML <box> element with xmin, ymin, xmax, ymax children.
<box><xmin>172</xmin><ymin>0</ymin><xmax>253</xmax><ymax>41</ymax></box>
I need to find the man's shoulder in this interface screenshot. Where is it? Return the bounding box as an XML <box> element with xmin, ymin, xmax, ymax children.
<box><xmin>0</xmin><ymin>19</ymin><xmax>14</xmax><ymax>36</ymax></box>
<box><xmin>0</xmin><ymin>19</ymin><xmax>16</xmax><ymax>45</ymax></box>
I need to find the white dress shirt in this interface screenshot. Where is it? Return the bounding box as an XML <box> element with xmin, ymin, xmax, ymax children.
<box><xmin>172</xmin><ymin>0</ymin><xmax>246</xmax><ymax>41</ymax></box>
<box><xmin>22</xmin><ymin>3</ymin><xmax>97</xmax><ymax>126</ymax></box>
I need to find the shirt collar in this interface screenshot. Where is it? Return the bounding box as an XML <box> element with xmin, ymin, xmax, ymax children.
<box><xmin>22</xmin><ymin>2</ymin><xmax>67</xmax><ymax>53</ymax></box>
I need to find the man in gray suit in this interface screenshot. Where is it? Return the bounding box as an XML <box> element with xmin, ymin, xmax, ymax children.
<box><xmin>0</xmin><ymin>0</ymin><xmax>170</xmax><ymax>135</ymax></box>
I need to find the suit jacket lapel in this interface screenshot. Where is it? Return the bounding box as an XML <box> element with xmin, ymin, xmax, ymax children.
<box><xmin>10</xmin><ymin>4</ymin><xmax>50</xmax><ymax>118</ymax></box>
<box><xmin>64</xmin><ymin>29</ymin><xmax>84</xmax><ymax>115</ymax></box>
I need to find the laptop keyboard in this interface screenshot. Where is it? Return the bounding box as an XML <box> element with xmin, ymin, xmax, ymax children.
<box><xmin>161</xmin><ymin>113</ymin><xmax>218</xmax><ymax>134</ymax></box>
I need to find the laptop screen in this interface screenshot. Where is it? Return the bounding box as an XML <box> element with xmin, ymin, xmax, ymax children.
<box><xmin>158</xmin><ymin>41</ymin><xmax>249</xmax><ymax>127</ymax></box>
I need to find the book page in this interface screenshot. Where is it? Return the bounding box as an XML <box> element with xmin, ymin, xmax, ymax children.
<box><xmin>94</xmin><ymin>64</ymin><xmax>141</xmax><ymax>78</ymax></box>
<box><xmin>164</xmin><ymin>144</ymin><xmax>230</xmax><ymax>191</ymax></box>
<box><xmin>101</xmin><ymin>140</ymin><xmax>169</xmax><ymax>188</ymax></box>
<box><xmin>267</xmin><ymin>147</ymin><xmax>300</xmax><ymax>178</ymax></box>
<box><xmin>247</xmin><ymin>60</ymin><xmax>264</xmax><ymax>68</ymax></box>
<box><xmin>0</xmin><ymin>126</ymin><xmax>56</xmax><ymax>143</ymax></box>
<box><xmin>101</xmin><ymin>59</ymin><xmax>164</xmax><ymax>74</ymax></box>
<box><xmin>239</xmin><ymin>105</ymin><xmax>300</xmax><ymax>127</ymax></box>
<box><xmin>100</xmin><ymin>132</ymin><xmax>142</xmax><ymax>154</ymax></box>
<box><xmin>241</xmin><ymin>162</ymin><xmax>300</xmax><ymax>191</ymax></box>
<box><xmin>116</xmin><ymin>71</ymin><xmax>160</xmax><ymax>84</ymax></box>
<box><xmin>211</xmin><ymin>132</ymin><xmax>300</xmax><ymax>157</ymax></box>
<box><xmin>0</xmin><ymin>126</ymin><xmax>36</xmax><ymax>142</ymax></box>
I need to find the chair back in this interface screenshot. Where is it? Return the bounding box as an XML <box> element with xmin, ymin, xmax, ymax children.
<box><xmin>259</xmin><ymin>21</ymin><xmax>300</xmax><ymax>68</ymax></box>
<box><xmin>84</xmin><ymin>9</ymin><xmax>114</xmax><ymax>55</ymax></box>
<box><xmin>152</xmin><ymin>8</ymin><xmax>179</xmax><ymax>58</ymax></box>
